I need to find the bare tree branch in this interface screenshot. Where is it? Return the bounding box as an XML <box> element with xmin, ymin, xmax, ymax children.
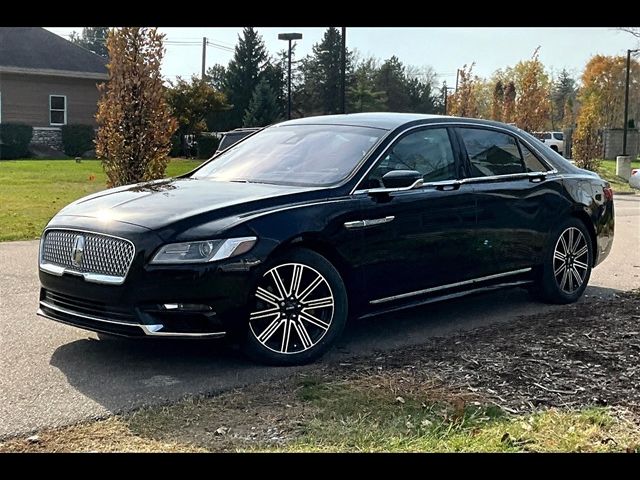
<box><xmin>617</xmin><ymin>27</ymin><xmax>640</xmax><ymax>38</ymax></box>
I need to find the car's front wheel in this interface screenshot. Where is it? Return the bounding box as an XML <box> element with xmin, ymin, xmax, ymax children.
<box><xmin>242</xmin><ymin>248</ymin><xmax>347</xmax><ymax>365</ymax></box>
<box><xmin>534</xmin><ymin>218</ymin><xmax>593</xmax><ymax>304</ymax></box>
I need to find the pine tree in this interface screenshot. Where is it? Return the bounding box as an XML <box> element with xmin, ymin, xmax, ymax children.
<box><xmin>96</xmin><ymin>28</ymin><xmax>177</xmax><ymax>187</ymax></box>
<box><xmin>224</xmin><ymin>27</ymin><xmax>268</xmax><ymax>128</ymax></box>
<box><xmin>551</xmin><ymin>69</ymin><xmax>576</xmax><ymax>128</ymax></box>
<box><xmin>375</xmin><ymin>56</ymin><xmax>411</xmax><ymax>111</ymax></box>
<box><xmin>243</xmin><ymin>78</ymin><xmax>283</xmax><ymax>127</ymax></box>
<box><xmin>69</xmin><ymin>27</ymin><xmax>109</xmax><ymax>57</ymax></box>
<box><xmin>298</xmin><ymin>27</ymin><xmax>353</xmax><ymax>115</ymax></box>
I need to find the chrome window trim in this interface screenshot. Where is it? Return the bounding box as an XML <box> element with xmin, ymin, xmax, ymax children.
<box><xmin>369</xmin><ymin>267</ymin><xmax>532</xmax><ymax>304</ymax></box>
<box><xmin>350</xmin><ymin>121</ymin><xmax>557</xmax><ymax>195</ymax></box>
<box><xmin>39</xmin><ymin>228</ymin><xmax>136</xmax><ymax>285</ymax></box>
<box><xmin>353</xmin><ymin>171</ymin><xmax>557</xmax><ymax>195</ymax></box>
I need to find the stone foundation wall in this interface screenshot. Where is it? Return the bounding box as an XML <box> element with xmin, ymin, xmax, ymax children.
<box><xmin>31</xmin><ymin>127</ymin><xmax>62</xmax><ymax>151</ymax></box>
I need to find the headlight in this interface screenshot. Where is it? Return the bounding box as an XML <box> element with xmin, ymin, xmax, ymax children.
<box><xmin>150</xmin><ymin>237</ymin><xmax>257</xmax><ymax>264</ymax></box>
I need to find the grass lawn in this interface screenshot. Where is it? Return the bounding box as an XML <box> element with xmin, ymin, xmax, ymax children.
<box><xmin>597</xmin><ymin>158</ymin><xmax>640</xmax><ymax>194</ymax></box>
<box><xmin>0</xmin><ymin>159</ymin><xmax>200</xmax><ymax>242</ymax></box>
<box><xmin>2</xmin><ymin>371</ymin><xmax>638</xmax><ymax>453</ymax></box>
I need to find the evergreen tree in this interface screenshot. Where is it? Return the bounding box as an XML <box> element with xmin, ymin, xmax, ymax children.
<box><xmin>551</xmin><ymin>69</ymin><xmax>576</xmax><ymax>128</ymax></box>
<box><xmin>69</xmin><ymin>27</ymin><xmax>109</xmax><ymax>57</ymax></box>
<box><xmin>375</xmin><ymin>56</ymin><xmax>411</xmax><ymax>111</ymax></box>
<box><xmin>405</xmin><ymin>71</ymin><xmax>439</xmax><ymax>114</ymax></box>
<box><xmin>224</xmin><ymin>27</ymin><xmax>268</xmax><ymax>128</ymax></box>
<box><xmin>349</xmin><ymin>56</ymin><xmax>386</xmax><ymax>112</ymax></box>
<box><xmin>298</xmin><ymin>27</ymin><xmax>353</xmax><ymax>115</ymax></box>
<box><xmin>243</xmin><ymin>78</ymin><xmax>283</xmax><ymax>127</ymax></box>
<box><xmin>205</xmin><ymin>64</ymin><xmax>227</xmax><ymax>91</ymax></box>
<box><xmin>261</xmin><ymin>49</ymin><xmax>289</xmax><ymax>119</ymax></box>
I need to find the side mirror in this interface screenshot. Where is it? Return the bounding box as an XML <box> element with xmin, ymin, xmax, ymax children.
<box><xmin>382</xmin><ymin>170</ymin><xmax>423</xmax><ymax>189</ymax></box>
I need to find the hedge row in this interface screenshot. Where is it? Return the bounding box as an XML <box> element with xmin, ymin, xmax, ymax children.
<box><xmin>0</xmin><ymin>123</ymin><xmax>33</xmax><ymax>159</ymax></box>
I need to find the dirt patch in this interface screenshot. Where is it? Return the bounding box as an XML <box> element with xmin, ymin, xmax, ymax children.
<box><xmin>329</xmin><ymin>291</ymin><xmax>640</xmax><ymax>415</ymax></box>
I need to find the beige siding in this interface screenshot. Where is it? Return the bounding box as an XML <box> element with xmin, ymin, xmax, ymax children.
<box><xmin>0</xmin><ymin>72</ymin><xmax>102</xmax><ymax>127</ymax></box>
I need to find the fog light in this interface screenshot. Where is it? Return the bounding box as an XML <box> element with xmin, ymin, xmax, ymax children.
<box><xmin>162</xmin><ymin>303</ymin><xmax>214</xmax><ymax>312</ymax></box>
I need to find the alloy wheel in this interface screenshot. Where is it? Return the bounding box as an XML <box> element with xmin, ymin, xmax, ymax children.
<box><xmin>553</xmin><ymin>227</ymin><xmax>589</xmax><ymax>294</ymax></box>
<box><xmin>249</xmin><ymin>263</ymin><xmax>335</xmax><ymax>355</ymax></box>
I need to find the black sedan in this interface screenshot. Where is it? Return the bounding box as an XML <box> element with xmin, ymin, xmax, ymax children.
<box><xmin>38</xmin><ymin>113</ymin><xmax>614</xmax><ymax>365</ymax></box>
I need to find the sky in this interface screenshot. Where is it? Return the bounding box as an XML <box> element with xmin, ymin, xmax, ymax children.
<box><xmin>45</xmin><ymin>27</ymin><xmax>639</xmax><ymax>85</ymax></box>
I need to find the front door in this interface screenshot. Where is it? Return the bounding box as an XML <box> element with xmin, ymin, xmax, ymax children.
<box><xmin>353</xmin><ymin>126</ymin><xmax>478</xmax><ymax>305</ymax></box>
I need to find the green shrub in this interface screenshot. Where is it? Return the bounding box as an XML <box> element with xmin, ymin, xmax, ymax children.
<box><xmin>0</xmin><ymin>123</ymin><xmax>33</xmax><ymax>159</ymax></box>
<box><xmin>197</xmin><ymin>134</ymin><xmax>220</xmax><ymax>159</ymax></box>
<box><xmin>61</xmin><ymin>124</ymin><xmax>95</xmax><ymax>157</ymax></box>
<box><xmin>170</xmin><ymin>134</ymin><xmax>182</xmax><ymax>157</ymax></box>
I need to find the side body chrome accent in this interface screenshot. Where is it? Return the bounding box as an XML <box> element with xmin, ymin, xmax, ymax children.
<box><xmin>370</xmin><ymin>267</ymin><xmax>532</xmax><ymax>304</ymax></box>
<box><xmin>344</xmin><ymin>216</ymin><xmax>395</xmax><ymax>230</ymax></box>
<box><xmin>360</xmin><ymin>280</ymin><xmax>532</xmax><ymax>319</ymax></box>
<box><xmin>38</xmin><ymin>301</ymin><xmax>226</xmax><ymax>339</ymax></box>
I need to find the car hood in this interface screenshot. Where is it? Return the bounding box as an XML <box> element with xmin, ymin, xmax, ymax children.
<box><xmin>55</xmin><ymin>178</ymin><xmax>320</xmax><ymax>231</ymax></box>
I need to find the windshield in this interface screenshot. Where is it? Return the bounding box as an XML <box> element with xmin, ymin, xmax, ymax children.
<box><xmin>192</xmin><ymin>124</ymin><xmax>386</xmax><ymax>187</ymax></box>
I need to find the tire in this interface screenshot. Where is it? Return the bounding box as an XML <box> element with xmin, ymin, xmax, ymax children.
<box><xmin>534</xmin><ymin>218</ymin><xmax>593</xmax><ymax>304</ymax></box>
<box><xmin>550</xmin><ymin>145</ymin><xmax>559</xmax><ymax>152</ymax></box>
<box><xmin>242</xmin><ymin>248</ymin><xmax>348</xmax><ymax>366</ymax></box>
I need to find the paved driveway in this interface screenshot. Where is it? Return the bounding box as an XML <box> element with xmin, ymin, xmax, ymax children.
<box><xmin>1</xmin><ymin>194</ymin><xmax>638</xmax><ymax>438</ymax></box>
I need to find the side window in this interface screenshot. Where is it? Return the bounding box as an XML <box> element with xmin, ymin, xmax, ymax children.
<box><xmin>553</xmin><ymin>132</ymin><xmax>564</xmax><ymax>141</ymax></box>
<box><xmin>459</xmin><ymin>128</ymin><xmax>525</xmax><ymax>177</ymax></box>
<box><xmin>520</xmin><ymin>142</ymin><xmax>548</xmax><ymax>173</ymax></box>
<box><xmin>366</xmin><ymin>128</ymin><xmax>456</xmax><ymax>188</ymax></box>
<box><xmin>542</xmin><ymin>132</ymin><xmax>551</xmax><ymax>140</ymax></box>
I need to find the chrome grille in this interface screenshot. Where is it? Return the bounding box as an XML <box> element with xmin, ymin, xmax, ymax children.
<box><xmin>41</xmin><ymin>230</ymin><xmax>135</xmax><ymax>278</ymax></box>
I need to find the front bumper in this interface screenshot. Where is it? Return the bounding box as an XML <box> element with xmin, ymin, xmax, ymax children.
<box><xmin>38</xmin><ymin>222</ymin><xmax>267</xmax><ymax>338</ymax></box>
<box><xmin>37</xmin><ymin>289</ymin><xmax>227</xmax><ymax>338</ymax></box>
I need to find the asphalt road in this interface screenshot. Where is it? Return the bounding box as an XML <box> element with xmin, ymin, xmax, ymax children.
<box><xmin>1</xmin><ymin>194</ymin><xmax>638</xmax><ymax>438</ymax></box>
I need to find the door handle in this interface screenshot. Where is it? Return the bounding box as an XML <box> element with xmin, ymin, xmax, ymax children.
<box><xmin>435</xmin><ymin>181</ymin><xmax>461</xmax><ymax>191</ymax></box>
<box><xmin>528</xmin><ymin>173</ymin><xmax>546</xmax><ymax>183</ymax></box>
<box><xmin>344</xmin><ymin>216</ymin><xmax>395</xmax><ymax>229</ymax></box>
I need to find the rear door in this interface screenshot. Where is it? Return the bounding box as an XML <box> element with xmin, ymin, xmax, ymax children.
<box><xmin>455</xmin><ymin>126</ymin><xmax>565</xmax><ymax>275</ymax></box>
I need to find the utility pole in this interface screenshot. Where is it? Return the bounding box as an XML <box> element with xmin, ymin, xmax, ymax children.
<box><xmin>201</xmin><ymin>37</ymin><xmax>207</xmax><ymax>80</ymax></box>
<box><xmin>443</xmin><ymin>81</ymin><xmax>448</xmax><ymax>115</ymax></box>
<box><xmin>455</xmin><ymin>69</ymin><xmax>460</xmax><ymax>91</ymax></box>
<box><xmin>341</xmin><ymin>27</ymin><xmax>347</xmax><ymax>114</ymax></box>
<box><xmin>623</xmin><ymin>48</ymin><xmax>639</xmax><ymax>156</ymax></box>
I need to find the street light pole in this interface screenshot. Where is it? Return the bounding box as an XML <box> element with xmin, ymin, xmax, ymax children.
<box><xmin>623</xmin><ymin>48</ymin><xmax>639</xmax><ymax>156</ymax></box>
<box><xmin>278</xmin><ymin>33</ymin><xmax>303</xmax><ymax>120</ymax></box>
<box><xmin>341</xmin><ymin>27</ymin><xmax>346</xmax><ymax>114</ymax></box>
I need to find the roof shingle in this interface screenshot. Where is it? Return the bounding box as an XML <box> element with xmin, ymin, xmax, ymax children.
<box><xmin>0</xmin><ymin>27</ymin><xmax>107</xmax><ymax>75</ymax></box>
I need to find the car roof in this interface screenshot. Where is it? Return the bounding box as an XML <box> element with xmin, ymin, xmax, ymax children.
<box><xmin>278</xmin><ymin>112</ymin><xmax>523</xmax><ymax>132</ymax></box>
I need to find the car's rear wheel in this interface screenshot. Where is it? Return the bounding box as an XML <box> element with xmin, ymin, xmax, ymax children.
<box><xmin>242</xmin><ymin>248</ymin><xmax>347</xmax><ymax>365</ymax></box>
<box><xmin>534</xmin><ymin>218</ymin><xmax>592</xmax><ymax>304</ymax></box>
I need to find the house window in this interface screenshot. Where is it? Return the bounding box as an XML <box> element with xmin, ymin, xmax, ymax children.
<box><xmin>49</xmin><ymin>95</ymin><xmax>67</xmax><ymax>125</ymax></box>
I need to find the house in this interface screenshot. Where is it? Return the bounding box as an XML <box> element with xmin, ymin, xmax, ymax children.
<box><xmin>0</xmin><ymin>27</ymin><xmax>108</xmax><ymax>151</ymax></box>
